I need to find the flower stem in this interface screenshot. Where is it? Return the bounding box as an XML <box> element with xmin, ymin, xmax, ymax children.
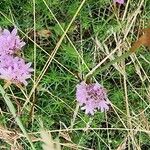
<box><xmin>85</xmin><ymin>51</ymin><xmax>133</xmax><ymax>81</ymax></box>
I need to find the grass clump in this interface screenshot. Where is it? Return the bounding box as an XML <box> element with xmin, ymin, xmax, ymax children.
<box><xmin>0</xmin><ymin>0</ymin><xmax>150</xmax><ymax>149</ymax></box>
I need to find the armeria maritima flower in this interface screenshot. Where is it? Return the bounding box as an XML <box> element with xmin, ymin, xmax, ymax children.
<box><xmin>0</xmin><ymin>28</ymin><xmax>25</xmax><ymax>55</ymax></box>
<box><xmin>0</xmin><ymin>55</ymin><xmax>33</xmax><ymax>86</ymax></box>
<box><xmin>114</xmin><ymin>0</ymin><xmax>124</xmax><ymax>4</ymax></box>
<box><xmin>76</xmin><ymin>81</ymin><xmax>109</xmax><ymax>115</ymax></box>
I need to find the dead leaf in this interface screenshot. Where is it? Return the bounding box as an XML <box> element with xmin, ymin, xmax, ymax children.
<box><xmin>139</xmin><ymin>111</ymin><xmax>150</xmax><ymax>131</ymax></box>
<box><xmin>130</xmin><ymin>28</ymin><xmax>150</xmax><ymax>52</ymax></box>
<box><xmin>40</xmin><ymin>129</ymin><xmax>61</xmax><ymax>150</ymax></box>
<box><xmin>37</xmin><ymin>29</ymin><xmax>51</xmax><ymax>38</ymax></box>
<box><xmin>59</xmin><ymin>132</ymin><xmax>72</xmax><ymax>142</ymax></box>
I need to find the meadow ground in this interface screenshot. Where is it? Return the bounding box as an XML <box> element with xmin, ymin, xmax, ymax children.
<box><xmin>0</xmin><ymin>0</ymin><xmax>150</xmax><ymax>149</ymax></box>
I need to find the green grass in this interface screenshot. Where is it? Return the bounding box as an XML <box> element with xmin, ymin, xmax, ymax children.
<box><xmin>0</xmin><ymin>0</ymin><xmax>150</xmax><ymax>149</ymax></box>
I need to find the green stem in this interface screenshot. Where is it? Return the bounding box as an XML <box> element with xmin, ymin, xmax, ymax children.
<box><xmin>0</xmin><ymin>85</ymin><xmax>35</xmax><ymax>150</ymax></box>
<box><xmin>85</xmin><ymin>51</ymin><xmax>133</xmax><ymax>81</ymax></box>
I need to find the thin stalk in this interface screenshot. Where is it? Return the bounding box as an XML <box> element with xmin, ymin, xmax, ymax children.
<box><xmin>85</xmin><ymin>51</ymin><xmax>133</xmax><ymax>81</ymax></box>
<box><xmin>29</xmin><ymin>0</ymin><xmax>37</xmax><ymax>122</ymax></box>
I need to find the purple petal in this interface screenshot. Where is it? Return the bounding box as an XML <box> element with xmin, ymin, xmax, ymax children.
<box><xmin>11</xmin><ymin>28</ymin><xmax>17</xmax><ymax>36</ymax></box>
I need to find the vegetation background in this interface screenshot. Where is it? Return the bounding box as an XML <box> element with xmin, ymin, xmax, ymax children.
<box><xmin>0</xmin><ymin>0</ymin><xmax>150</xmax><ymax>149</ymax></box>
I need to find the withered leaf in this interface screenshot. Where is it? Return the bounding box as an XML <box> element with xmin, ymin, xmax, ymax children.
<box><xmin>37</xmin><ymin>29</ymin><xmax>51</xmax><ymax>38</ymax></box>
<box><xmin>59</xmin><ymin>131</ymin><xmax>72</xmax><ymax>142</ymax></box>
<box><xmin>40</xmin><ymin>129</ymin><xmax>61</xmax><ymax>150</ymax></box>
<box><xmin>130</xmin><ymin>28</ymin><xmax>150</xmax><ymax>52</ymax></box>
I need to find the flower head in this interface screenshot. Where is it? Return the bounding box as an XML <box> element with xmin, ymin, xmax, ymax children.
<box><xmin>0</xmin><ymin>28</ymin><xmax>25</xmax><ymax>55</ymax></box>
<box><xmin>76</xmin><ymin>81</ymin><xmax>109</xmax><ymax>115</ymax></box>
<box><xmin>114</xmin><ymin>0</ymin><xmax>124</xmax><ymax>4</ymax></box>
<box><xmin>0</xmin><ymin>55</ymin><xmax>33</xmax><ymax>86</ymax></box>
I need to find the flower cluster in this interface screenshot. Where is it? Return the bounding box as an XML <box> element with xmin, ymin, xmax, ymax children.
<box><xmin>0</xmin><ymin>28</ymin><xmax>25</xmax><ymax>55</ymax></box>
<box><xmin>76</xmin><ymin>81</ymin><xmax>109</xmax><ymax>115</ymax></box>
<box><xmin>0</xmin><ymin>28</ymin><xmax>33</xmax><ymax>86</ymax></box>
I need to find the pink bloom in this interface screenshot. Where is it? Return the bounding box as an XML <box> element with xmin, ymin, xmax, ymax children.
<box><xmin>0</xmin><ymin>28</ymin><xmax>25</xmax><ymax>55</ymax></box>
<box><xmin>114</xmin><ymin>0</ymin><xmax>124</xmax><ymax>4</ymax></box>
<box><xmin>76</xmin><ymin>81</ymin><xmax>109</xmax><ymax>115</ymax></box>
<box><xmin>0</xmin><ymin>55</ymin><xmax>33</xmax><ymax>86</ymax></box>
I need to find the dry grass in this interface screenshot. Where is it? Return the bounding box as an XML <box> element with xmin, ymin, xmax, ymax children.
<box><xmin>0</xmin><ymin>0</ymin><xmax>150</xmax><ymax>149</ymax></box>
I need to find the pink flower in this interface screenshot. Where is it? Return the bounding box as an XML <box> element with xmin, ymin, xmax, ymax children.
<box><xmin>76</xmin><ymin>81</ymin><xmax>109</xmax><ymax>115</ymax></box>
<box><xmin>0</xmin><ymin>55</ymin><xmax>33</xmax><ymax>86</ymax></box>
<box><xmin>0</xmin><ymin>28</ymin><xmax>25</xmax><ymax>55</ymax></box>
<box><xmin>114</xmin><ymin>0</ymin><xmax>124</xmax><ymax>4</ymax></box>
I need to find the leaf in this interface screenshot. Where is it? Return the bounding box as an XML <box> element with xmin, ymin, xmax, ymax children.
<box><xmin>40</xmin><ymin>130</ymin><xmax>61</xmax><ymax>150</ymax></box>
<box><xmin>0</xmin><ymin>85</ymin><xmax>35</xmax><ymax>150</ymax></box>
<box><xmin>37</xmin><ymin>29</ymin><xmax>51</xmax><ymax>38</ymax></box>
<box><xmin>130</xmin><ymin>28</ymin><xmax>150</xmax><ymax>52</ymax></box>
<box><xmin>59</xmin><ymin>131</ymin><xmax>72</xmax><ymax>142</ymax></box>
